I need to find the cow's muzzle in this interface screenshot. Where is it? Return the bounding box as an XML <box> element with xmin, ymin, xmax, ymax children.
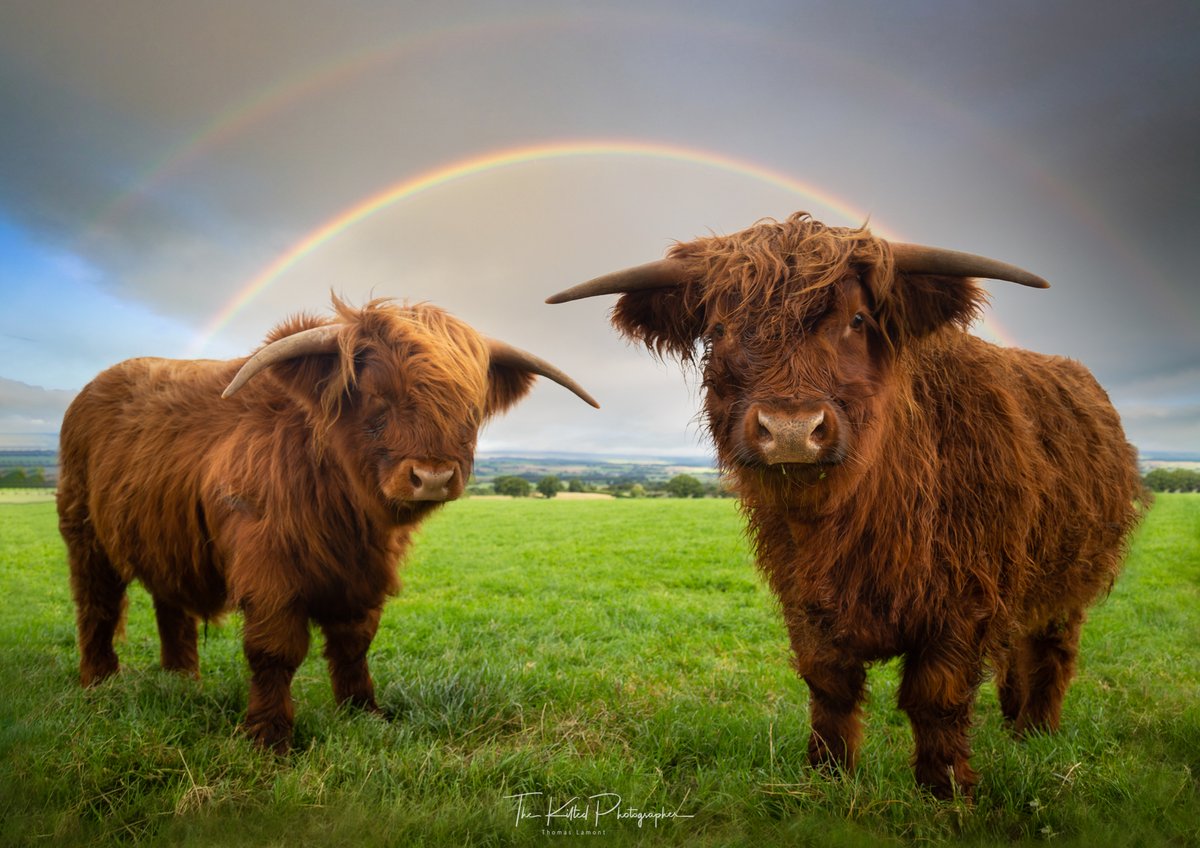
<box><xmin>746</xmin><ymin>403</ymin><xmax>844</xmax><ymax>465</ymax></box>
<box><xmin>394</xmin><ymin>459</ymin><xmax>463</xmax><ymax>502</ymax></box>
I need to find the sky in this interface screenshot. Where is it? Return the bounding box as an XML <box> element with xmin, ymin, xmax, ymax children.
<box><xmin>1</xmin><ymin>0</ymin><xmax>1197</xmax><ymax>457</ymax></box>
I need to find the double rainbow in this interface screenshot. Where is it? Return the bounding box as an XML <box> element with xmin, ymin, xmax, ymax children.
<box><xmin>191</xmin><ymin>139</ymin><xmax>1019</xmax><ymax>351</ymax></box>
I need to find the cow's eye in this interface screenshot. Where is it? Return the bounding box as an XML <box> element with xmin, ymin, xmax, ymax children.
<box><xmin>711</xmin><ymin>323</ymin><xmax>725</xmax><ymax>339</ymax></box>
<box><xmin>850</xmin><ymin>313</ymin><xmax>866</xmax><ymax>331</ymax></box>
<box><xmin>365</xmin><ymin>414</ymin><xmax>387</xmax><ymax>440</ymax></box>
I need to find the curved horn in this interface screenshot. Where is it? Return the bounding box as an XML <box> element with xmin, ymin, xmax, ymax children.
<box><xmin>222</xmin><ymin>324</ymin><xmax>344</xmax><ymax>398</ymax></box>
<box><xmin>486</xmin><ymin>339</ymin><xmax>600</xmax><ymax>408</ymax></box>
<box><xmin>545</xmin><ymin>258</ymin><xmax>690</xmax><ymax>304</ymax></box>
<box><xmin>889</xmin><ymin>242</ymin><xmax>1049</xmax><ymax>289</ymax></box>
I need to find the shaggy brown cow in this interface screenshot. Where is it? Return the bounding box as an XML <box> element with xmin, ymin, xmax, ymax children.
<box><xmin>58</xmin><ymin>296</ymin><xmax>597</xmax><ymax>752</ymax></box>
<box><xmin>549</xmin><ymin>212</ymin><xmax>1144</xmax><ymax>797</ymax></box>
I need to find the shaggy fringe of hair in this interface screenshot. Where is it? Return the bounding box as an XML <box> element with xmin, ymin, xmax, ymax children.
<box><xmin>624</xmin><ymin>212</ymin><xmax>989</xmax><ymax>366</ymax></box>
<box><xmin>672</xmin><ymin>211</ymin><xmax>893</xmax><ymax>332</ymax></box>
<box><xmin>266</xmin><ymin>295</ymin><xmax>490</xmax><ymax>452</ymax></box>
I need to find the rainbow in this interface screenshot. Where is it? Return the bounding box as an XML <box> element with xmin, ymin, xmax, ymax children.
<box><xmin>191</xmin><ymin>139</ymin><xmax>1021</xmax><ymax>351</ymax></box>
<box><xmin>84</xmin><ymin>11</ymin><xmax>847</xmax><ymax>238</ymax></box>
<box><xmin>82</xmin><ymin>15</ymin><xmax>566</xmax><ymax>239</ymax></box>
<box><xmin>81</xmin><ymin>8</ymin><xmax>1176</xmax><ymax>338</ymax></box>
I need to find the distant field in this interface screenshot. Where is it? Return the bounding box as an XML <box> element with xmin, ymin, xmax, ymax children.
<box><xmin>473</xmin><ymin>491</ymin><xmax>615</xmax><ymax>501</ymax></box>
<box><xmin>470</xmin><ymin>453</ymin><xmax>721</xmax><ymax>487</ymax></box>
<box><xmin>1141</xmin><ymin>460</ymin><xmax>1200</xmax><ymax>474</ymax></box>
<box><xmin>1</xmin><ymin>496</ymin><xmax>1197</xmax><ymax>846</ymax></box>
<box><xmin>0</xmin><ymin>487</ymin><xmax>56</xmax><ymax>504</ymax></box>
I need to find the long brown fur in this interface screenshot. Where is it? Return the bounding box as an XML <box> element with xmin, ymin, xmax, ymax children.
<box><xmin>609</xmin><ymin>212</ymin><xmax>1146</xmax><ymax>797</ymax></box>
<box><xmin>57</xmin><ymin>297</ymin><xmax>546</xmax><ymax>752</ymax></box>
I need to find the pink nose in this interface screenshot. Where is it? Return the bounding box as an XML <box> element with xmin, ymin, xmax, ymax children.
<box><xmin>400</xmin><ymin>461</ymin><xmax>460</xmax><ymax>501</ymax></box>
<box><xmin>750</xmin><ymin>405</ymin><xmax>839</xmax><ymax>464</ymax></box>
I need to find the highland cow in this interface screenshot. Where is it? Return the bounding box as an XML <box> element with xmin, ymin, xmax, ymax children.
<box><xmin>549</xmin><ymin>212</ymin><xmax>1144</xmax><ymax>797</ymax></box>
<box><xmin>57</xmin><ymin>296</ymin><xmax>597</xmax><ymax>752</ymax></box>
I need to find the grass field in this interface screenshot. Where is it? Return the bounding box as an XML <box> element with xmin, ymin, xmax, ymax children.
<box><xmin>1</xmin><ymin>496</ymin><xmax>1196</xmax><ymax>846</ymax></box>
<box><xmin>0</xmin><ymin>488</ymin><xmax>56</xmax><ymax>504</ymax></box>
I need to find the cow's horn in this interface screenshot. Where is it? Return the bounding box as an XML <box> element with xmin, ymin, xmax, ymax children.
<box><xmin>486</xmin><ymin>339</ymin><xmax>600</xmax><ymax>408</ymax></box>
<box><xmin>545</xmin><ymin>258</ymin><xmax>690</xmax><ymax>304</ymax></box>
<box><xmin>222</xmin><ymin>324</ymin><xmax>344</xmax><ymax>398</ymax></box>
<box><xmin>889</xmin><ymin>242</ymin><xmax>1049</xmax><ymax>289</ymax></box>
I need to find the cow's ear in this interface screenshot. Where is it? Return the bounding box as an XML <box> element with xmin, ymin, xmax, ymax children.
<box><xmin>484</xmin><ymin>366</ymin><xmax>537</xmax><ymax>418</ymax></box>
<box><xmin>880</xmin><ymin>273</ymin><xmax>988</xmax><ymax>343</ymax></box>
<box><xmin>269</xmin><ymin>349</ymin><xmax>347</xmax><ymax>401</ymax></box>
<box><xmin>610</xmin><ymin>287</ymin><xmax>707</xmax><ymax>362</ymax></box>
<box><xmin>483</xmin><ymin>341</ymin><xmax>597</xmax><ymax>417</ymax></box>
<box><xmin>238</xmin><ymin>316</ymin><xmax>354</xmax><ymax>413</ymax></box>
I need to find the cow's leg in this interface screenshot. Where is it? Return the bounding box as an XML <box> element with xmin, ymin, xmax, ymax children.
<box><xmin>995</xmin><ymin>640</ymin><xmax>1028</xmax><ymax>728</ymax></box>
<box><xmin>899</xmin><ymin>644</ymin><xmax>983</xmax><ymax>799</ymax></box>
<box><xmin>1014</xmin><ymin>610</ymin><xmax>1084</xmax><ymax>735</ymax></box>
<box><xmin>153</xmin><ymin>598</ymin><xmax>200</xmax><ymax>678</ymax></box>
<box><xmin>241</xmin><ymin>602</ymin><xmax>309</xmax><ymax>754</ymax></box>
<box><xmin>318</xmin><ymin>607</ymin><xmax>382</xmax><ymax>712</ymax></box>
<box><xmin>800</xmin><ymin>660</ymin><xmax>868</xmax><ymax>772</ymax></box>
<box><xmin>67</xmin><ymin>541</ymin><xmax>128</xmax><ymax>687</ymax></box>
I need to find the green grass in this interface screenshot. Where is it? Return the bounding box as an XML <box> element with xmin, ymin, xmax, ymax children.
<box><xmin>1</xmin><ymin>496</ymin><xmax>1197</xmax><ymax>847</ymax></box>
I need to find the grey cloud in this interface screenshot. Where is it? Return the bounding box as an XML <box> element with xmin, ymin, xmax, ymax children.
<box><xmin>0</xmin><ymin>377</ymin><xmax>75</xmax><ymax>418</ymax></box>
<box><xmin>1120</xmin><ymin>404</ymin><xmax>1200</xmax><ymax>454</ymax></box>
<box><xmin>0</xmin><ymin>378</ymin><xmax>76</xmax><ymax>444</ymax></box>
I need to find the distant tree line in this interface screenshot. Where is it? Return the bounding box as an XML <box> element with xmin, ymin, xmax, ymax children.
<box><xmin>0</xmin><ymin>452</ymin><xmax>58</xmax><ymax>488</ymax></box>
<box><xmin>1143</xmin><ymin>468</ymin><xmax>1200</xmax><ymax>493</ymax></box>
<box><xmin>0</xmin><ymin>468</ymin><xmax>51</xmax><ymax>488</ymax></box>
<box><xmin>10</xmin><ymin>463</ymin><xmax>1196</xmax><ymax>496</ymax></box>
<box><xmin>474</xmin><ymin>472</ymin><xmax>735</xmax><ymax>499</ymax></box>
<box><xmin>491</xmin><ymin>476</ymin><xmax>533</xmax><ymax>497</ymax></box>
<box><xmin>482</xmin><ymin>467</ymin><xmax>1200</xmax><ymax>498</ymax></box>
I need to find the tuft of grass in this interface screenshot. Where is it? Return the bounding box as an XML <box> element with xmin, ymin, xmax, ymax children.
<box><xmin>0</xmin><ymin>495</ymin><xmax>1197</xmax><ymax>846</ymax></box>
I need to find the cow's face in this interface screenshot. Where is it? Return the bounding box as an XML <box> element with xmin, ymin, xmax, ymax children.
<box><xmin>345</xmin><ymin>306</ymin><xmax>493</xmax><ymax>507</ymax></box>
<box><xmin>604</xmin><ymin>214</ymin><xmax>987</xmax><ymax>496</ymax></box>
<box><xmin>698</xmin><ymin>272</ymin><xmax>892</xmax><ymax>486</ymax></box>
<box><xmin>233</xmin><ymin>298</ymin><xmax>595</xmax><ymax>515</ymax></box>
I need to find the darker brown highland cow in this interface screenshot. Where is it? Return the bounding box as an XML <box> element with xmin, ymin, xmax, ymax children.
<box><xmin>58</xmin><ymin>296</ymin><xmax>596</xmax><ymax>752</ymax></box>
<box><xmin>549</xmin><ymin>212</ymin><xmax>1145</xmax><ymax>798</ymax></box>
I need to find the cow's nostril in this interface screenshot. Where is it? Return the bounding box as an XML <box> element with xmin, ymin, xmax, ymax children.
<box><xmin>758</xmin><ymin>422</ymin><xmax>772</xmax><ymax>442</ymax></box>
<box><xmin>409</xmin><ymin>468</ymin><xmax>423</xmax><ymax>489</ymax></box>
<box><xmin>811</xmin><ymin>421</ymin><xmax>827</xmax><ymax>443</ymax></box>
